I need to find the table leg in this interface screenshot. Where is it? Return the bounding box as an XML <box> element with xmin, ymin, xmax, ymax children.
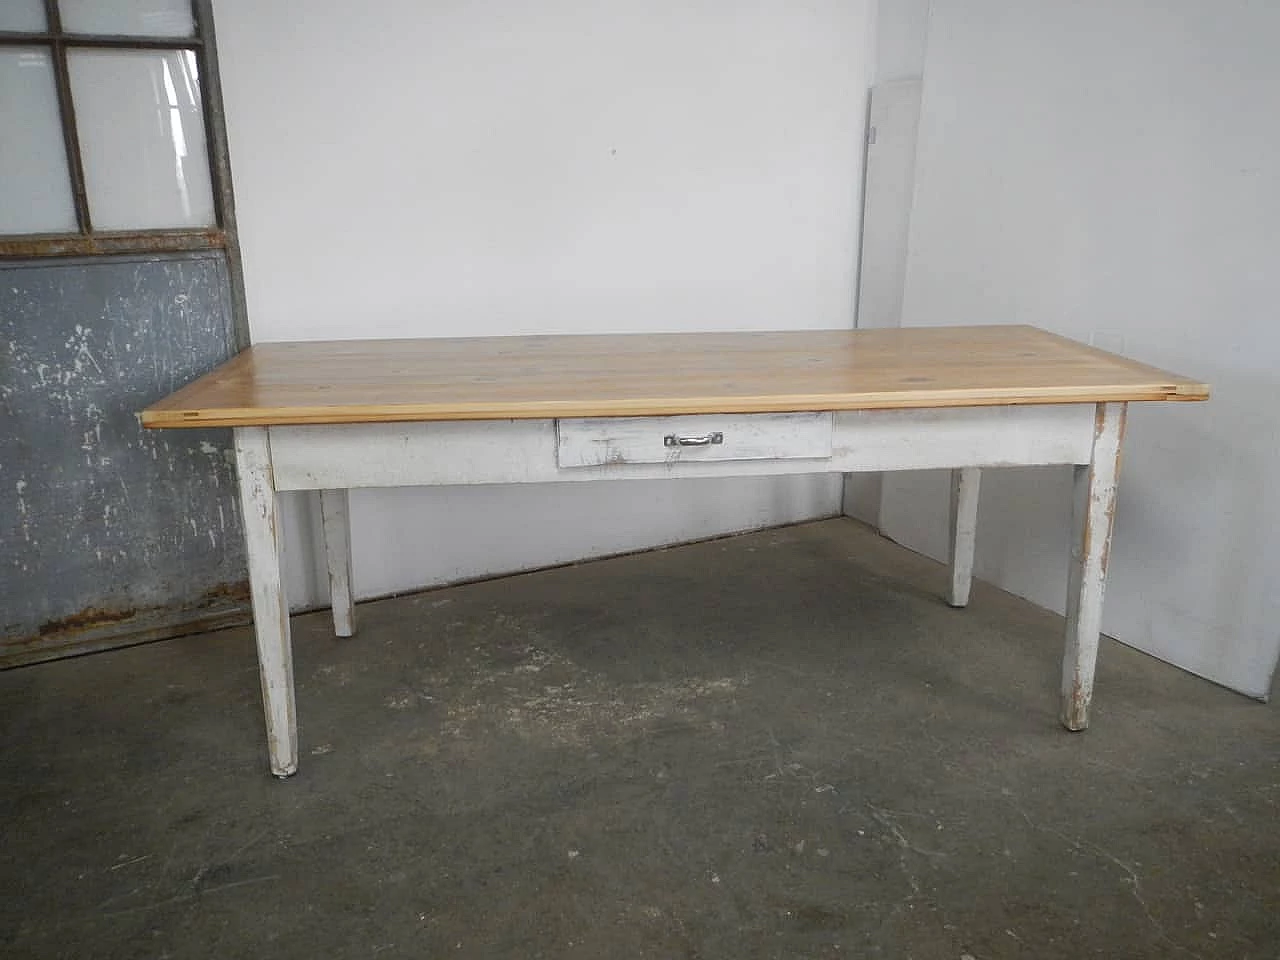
<box><xmin>1061</xmin><ymin>402</ymin><xmax>1127</xmax><ymax>731</ymax></box>
<box><xmin>234</xmin><ymin>427</ymin><xmax>298</xmax><ymax>777</ymax></box>
<box><xmin>319</xmin><ymin>489</ymin><xmax>355</xmax><ymax>638</ymax></box>
<box><xmin>948</xmin><ymin>467</ymin><xmax>982</xmax><ymax>607</ymax></box>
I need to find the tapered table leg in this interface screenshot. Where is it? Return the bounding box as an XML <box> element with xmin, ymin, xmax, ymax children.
<box><xmin>319</xmin><ymin>489</ymin><xmax>355</xmax><ymax>638</ymax></box>
<box><xmin>234</xmin><ymin>427</ymin><xmax>298</xmax><ymax>777</ymax></box>
<box><xmin>948</xmin><ymin>467</ymin><xmax>981</xmax><ymax>607</ymax></box>
<box><xmin>1061</xmin><ymin>403</ymin><xmax>1127</xmax><ymax>731</ymax></box>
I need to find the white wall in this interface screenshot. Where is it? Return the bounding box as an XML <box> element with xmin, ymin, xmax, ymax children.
<box><xmin>882</xmin><ymin>0</ymin><xmax>1280</xmax><ymax>697</ymax></box>
<box><xmin>872</xmin><ymin>0</ymin><xmax>930</xmax><ymax>84</ymax></box>
<box><xmin>859</xmin><ymin>0</ymin><xmax>931</xmax><ymax>328</ymax></box>
<box><xmin>211</xmin><ymin>0</ymin><xmax>873</xmax><ymax>606</ymax></box>
<box><xmin>843</xmin><ymin>0</ymin><xmax>931</xmax><ymax>522</ymax></box>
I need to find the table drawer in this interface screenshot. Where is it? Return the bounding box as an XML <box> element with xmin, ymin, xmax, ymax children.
<box><xmin>556</xmin><ymin>413</ymin><xmax>832</xmax><ymax>468</ymax></box>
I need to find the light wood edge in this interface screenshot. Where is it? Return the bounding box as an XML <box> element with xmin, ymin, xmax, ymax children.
<box><xmin>140</xmin><ymin>381</ymin><xmax>1209</xmax><ymax>429</ymax></box>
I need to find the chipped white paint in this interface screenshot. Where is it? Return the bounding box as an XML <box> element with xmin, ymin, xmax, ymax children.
<box><xmin>319</xmin><ymin>488</ymin><xmax>355</xmax><ymax>638</ymax></box>
<box><xmin>556</xmin><ymin>413</ymin><xmax>832</xmax><ymax>468</ymax></box>
<box><xmin>268</xmin><ymin>405</ymin><xmax>1097</xmax><ymax>492</ymax></box>
<box><xmin>233</xmin><ymin>426</ymin><xmax>297</xmax><ymax>777</ymax></box>
<box><xmin>947</xmin><ymin>467</ymin><xmax>980</xmax><ymax>607</ymax></box>
<box><xmin>64</xmin><ymin>324</ymin><xmax>104</xmax><ymax>378</ymax></box>
<box><xmin>1061</xmin><ymin>402</ymin><xmax>1127</xmax><ymax>731</ymax></box>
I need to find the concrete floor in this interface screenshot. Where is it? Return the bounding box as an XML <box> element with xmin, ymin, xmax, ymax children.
<box><xmin>2</xmin><ymin>518</ymin><xmax>1277</xmax><ymax>959</ymax></box>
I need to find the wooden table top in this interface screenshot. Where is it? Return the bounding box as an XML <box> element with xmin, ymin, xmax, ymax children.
<box><xmin>141</xmin><ymin>325</ymin><xmax>1208</xmax><ymax>428</ymax></box>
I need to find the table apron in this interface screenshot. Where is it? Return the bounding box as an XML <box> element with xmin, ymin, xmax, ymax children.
<box><xmin>265</xmin><ymin>404</ymin><xmax>1099</xmax><ymax>492</ymax></box>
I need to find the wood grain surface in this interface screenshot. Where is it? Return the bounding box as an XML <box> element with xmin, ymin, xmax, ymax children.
<box><xmin>141</xmin><ymin>325</ymin><xmax>1208</xmax><ymax>428</ymax></box>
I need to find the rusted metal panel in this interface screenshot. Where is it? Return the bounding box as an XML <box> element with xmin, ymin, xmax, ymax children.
<box><xmin>0</xmin><ymin>32</ymin><xmax>204</xmax><ymax>49</ymax></box>
<box><xmin>1</xmin><ymin>252</ymin><xmax>247</xmax><ymax>665</ymax></box>
<box><xmin>194</xmin><ymin>0</ymin><xmax>251</xmax><ymax>347</ymax></box>
<box><xmin>0</xmin><ymin>230</ymin><xmax>226</xmax><ymax>259</ymax></box>
<box><xmin>1</xmin><ymin>580</ymin><xmax>250</xmax><ymax>669</ymax></box>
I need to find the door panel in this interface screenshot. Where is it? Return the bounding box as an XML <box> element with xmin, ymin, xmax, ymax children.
<box><xmin>1</xmin><ymin>252</ymin><xmax>248</xmax><ymax>666</ymax></box>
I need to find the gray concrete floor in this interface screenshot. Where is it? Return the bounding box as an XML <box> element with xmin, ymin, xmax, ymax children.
<box><xmin>2</xmin><ymin>518</ymin><xmax>1277</xmax><ymax>959</ymax></box>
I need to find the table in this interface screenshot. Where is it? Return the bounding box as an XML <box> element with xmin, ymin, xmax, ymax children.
<box><xmin>142</xmin><ymin>325</ymin><xmax>1208</xmax><ymax>777</ymax></box>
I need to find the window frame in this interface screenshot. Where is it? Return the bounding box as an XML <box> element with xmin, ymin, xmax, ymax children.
<box><xmin>0</xmin><ymin>0</ymin><xmax>236</xmax><ymax>259</ymax></box>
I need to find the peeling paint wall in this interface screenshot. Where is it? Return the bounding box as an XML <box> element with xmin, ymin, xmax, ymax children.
<box><xmin>1</xmin><ymin>253</ymin><xmax>248</xmax><ymax>665</ymax></box>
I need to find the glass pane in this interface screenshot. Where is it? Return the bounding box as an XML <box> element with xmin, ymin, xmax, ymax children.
<box><xmin>0</xmin><ymin>0</ymin><xmax>47</xmax><ymax>32</ymax></box>
<box><xmin>0</xmin><ymin>47</ymin><xmax>78</xmax><ymax>234</ymax></box>
<box><xmin>58</xmin><ymin>0</ymin><xmax>194</xmax><ymax>37</ymax></box>
<box><xmin>68</xmin><ymin>48</ymin><xmax>215</xmax><ymax>231</ymax></box>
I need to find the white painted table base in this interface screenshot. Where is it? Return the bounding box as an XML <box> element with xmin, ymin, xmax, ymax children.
<box><xmin>233</xmin><ymin>402</ymin><xmax>1125</xmax><ymax>777</ymax></box>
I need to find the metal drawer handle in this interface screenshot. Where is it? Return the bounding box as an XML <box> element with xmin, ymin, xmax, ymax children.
<box><xmin>664</xmin><ymin>432</ymin><xmax>724</xmax><ymax>448</ymax></box>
